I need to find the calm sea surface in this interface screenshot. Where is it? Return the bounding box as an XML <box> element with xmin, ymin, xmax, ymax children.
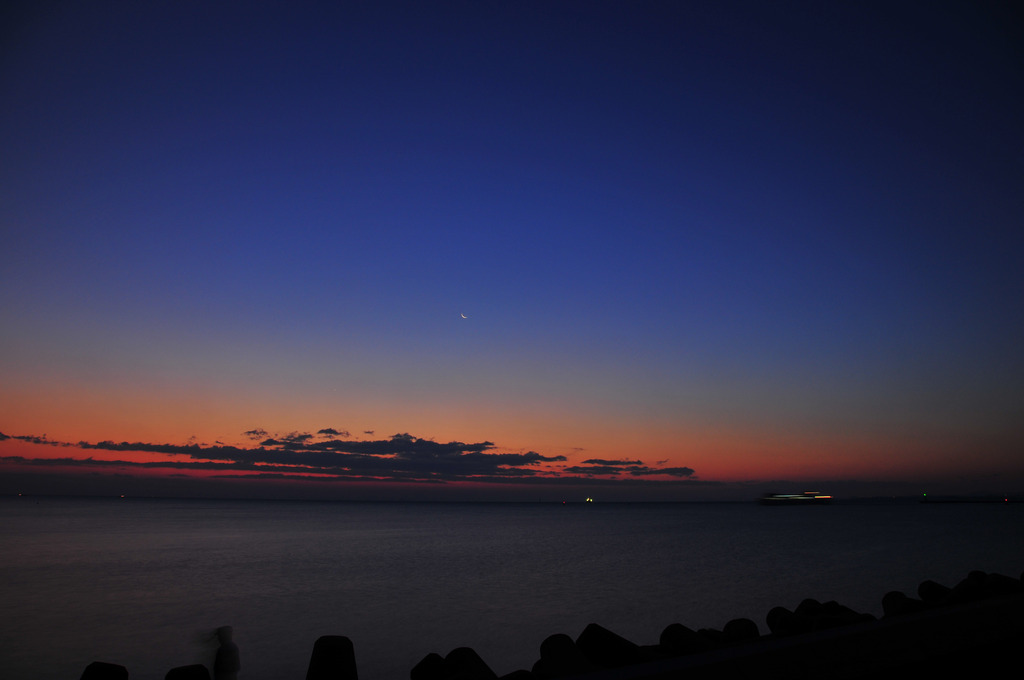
<box><xmin>2</xmin><ymin>497</ymin><xmax>1023</xmax><ymax>680</ymax></box>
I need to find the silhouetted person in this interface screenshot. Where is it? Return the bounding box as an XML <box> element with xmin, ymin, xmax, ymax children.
<box><xmin>214</xmin><ymin>626</ymin><xmax>240</xmax><ymax>680</ymax></box>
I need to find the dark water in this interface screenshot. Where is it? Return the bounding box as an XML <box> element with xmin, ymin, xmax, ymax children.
<box><xmin>2</xmin><ymin>497</ymin><xmax>1022</xmax><ymax>680</ymax></box>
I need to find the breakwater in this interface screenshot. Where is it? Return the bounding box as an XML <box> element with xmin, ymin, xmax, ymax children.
<box><xmin>79</xmin><ymin>567</ymin><xmax>1024</xmax><ymax>679</ymax></box>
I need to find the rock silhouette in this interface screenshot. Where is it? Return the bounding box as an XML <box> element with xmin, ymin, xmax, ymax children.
<box><xmin>444</xmin><ymin>647</ymin><xmax>497</xmax><ymax>680</ymax></box>
<box><xmin>306</xmin><ymin>635</ymin><xmax>358</xmax><ymax>680</ymax></box>
<box><xmin>411</xmin><ymin>652</ymin><xmax>448</xmax><ymax>680</ymax></box>
<box><xmin>721</xmin><ymin>617</ymin><xmax>759</xmax><ymax>643</ymax></box>
<box><xmin>658</xmin><ymin>622</ymin><xmax>714</xmax><ymax>655</ymax></box>
<box><xmin>532</xmin><ymin>633</ymin><xmax>600</xmax><ymax>678</ymax></box>
<box><xmin>575</xmin><ymin>622</ymin><xmax>646</xmax><ymax>669</ymax></box>
<box><xmin>764</xmin><ymin>605</ymin><xmax>809</xmax><ymax>636</ymax></box>
<box><xmin>410</xmin><ymin>647</ymin><xmax>497</xmax><ymax>680</ymax></box>
<box><xmin>882</xmin><ymin>590</ymin><xmax>929</xmax><ymax>617</ymax></box>
<box><xmin>164</xmin><ymin>664</ymin><xmax>211</xmax><ymax>680</ymax></box>
<box><xmin>76</xmin><ymin>568</ymin><xmax>1024</xmax><ymax>680</ymax></box>
<box><xmin>80</xmin><ymin>661</ymin><xmax>129</xmax><ymax>680</ymax></box>
<box><xmin>918</xmin><ymin>579</ymin><xmax>952</xmax><ymax>604</ymax></box>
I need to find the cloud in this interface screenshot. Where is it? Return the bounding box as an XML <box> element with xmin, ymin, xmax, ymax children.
<box><xmin>565</xmin><ymin>460</ymin><xmax>695</xmax><ymax>478</ymax></box>
<box><xmin>629</xmin><ymin>466</ymin><xmax>694</xmax><ymax>477</ymax></box>
<box><xmin>277</xmin><ymin>432</ymin><xmax>314</xmax><ymax>445</ymax></box>
<box><xmin>581</xmin><ymin>458</ymin><xmax>644</xmax><ymax>466</ymax></box>
<box><xmin>564</xmin><ymin>464</ymin><xmax>638</xmax><ymax>476</ymax></box>
<box><xmin>0</xmin><ymin>429</ymin><xmax>697</xmax><ymax>488</ymax></box>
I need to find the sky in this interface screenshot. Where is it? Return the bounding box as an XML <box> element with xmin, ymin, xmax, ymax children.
<box><xmin>1</xmin><ymin>0</ymin><xmax>1022</xmax><ymax>501</ymax></box>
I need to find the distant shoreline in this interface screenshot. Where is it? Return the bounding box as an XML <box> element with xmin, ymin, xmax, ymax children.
<box><xmin>4</xmin><ymin>492</ymin><xmax>1024</xmax><ymax>504</ymax></box>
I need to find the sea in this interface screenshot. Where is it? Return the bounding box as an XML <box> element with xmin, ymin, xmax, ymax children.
<box><xmin>2</xmin><ymin>497</ymin><xmax>1023</xmax><ymax>680</ymax></box>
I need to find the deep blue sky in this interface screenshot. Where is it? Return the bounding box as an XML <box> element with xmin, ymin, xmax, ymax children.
<box><xmin>2</xmin><ymin>1</ymin><xmax>1022</xmax><ymax>499</ymax></box>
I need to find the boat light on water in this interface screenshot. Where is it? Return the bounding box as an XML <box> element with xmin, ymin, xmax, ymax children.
<box><xmin>759</xmin><ymin>491</ymin><xmax>833</xmax><ymax>505</ymax></box>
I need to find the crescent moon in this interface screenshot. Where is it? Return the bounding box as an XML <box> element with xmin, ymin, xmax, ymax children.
<box><xmin>460</xmin><ymin>313</ymin><xmax>468</xmax><ymax>319</ymax></box>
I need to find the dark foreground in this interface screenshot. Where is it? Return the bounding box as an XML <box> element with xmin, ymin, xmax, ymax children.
<box><xmin>80</xmin><ymin>569</ymin><xmax>1024</xmax><ymax>679</ymax></box>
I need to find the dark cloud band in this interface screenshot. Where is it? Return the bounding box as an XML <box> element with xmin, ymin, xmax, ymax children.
<box><xmin>0</xmin><ymin>429</ymin><xmax>698</xmax><ymax>486</ymax></box>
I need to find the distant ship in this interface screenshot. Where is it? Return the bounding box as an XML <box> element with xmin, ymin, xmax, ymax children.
<box><xmin>759</xmin><ymin>491</ymin><xmax>833</xmax><ymax>505</ymax></box>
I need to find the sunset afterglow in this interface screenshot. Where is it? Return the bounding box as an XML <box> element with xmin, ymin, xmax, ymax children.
<box><xmin>2</xmin><ymin>1</ymin><xmax>1022</xmax><ymax>501</ymax></box>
